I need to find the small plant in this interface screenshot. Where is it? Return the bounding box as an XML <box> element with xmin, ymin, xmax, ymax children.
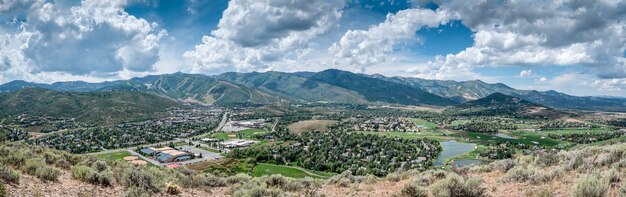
<box><xmin>570</xmin><ymin>174</ymin><xmax>609</xmax><ymax>197</ymax></box>
<box><xmin>0</xmin><ymin>166</ymin><xmax>19</xmax><ymax>184</ymax></box>
<box><xmin>430</xmin><ymin>173</ymin><xmax>484</xmax><ymax>197</ymax></box>
<box><xmin>165</xmin><ymin>182</ymin><xmax>182</xmax><ymax>195</ymax></box>
<box><xmin>401</xmin><ymin>182</ymin><xmax>428</xmax><ymax>197</ymax></box>
<box><xmin>34</xmin><ymin>166</ymin><xmax>60</xmax><ymax>181</ymax></box>
<box><xmin>0</xmin><ymin>182</ymin><xmax>6</xmax><ymax>197</ymax></box>
<box><xmin>386</xmin><ymin>172</ymin><xmax>402</xmax><ymax>182</ymax></box>
<box><xmin>265</xmin><ymin>174</ymin><xmax>288</xmax><ymax>188</ymax></box>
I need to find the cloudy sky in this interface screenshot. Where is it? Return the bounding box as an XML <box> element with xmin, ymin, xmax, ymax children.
<box><xmin>1</xmin><ymin>0</ymin><xmax>625</xmax><ymax>97</ymax></box>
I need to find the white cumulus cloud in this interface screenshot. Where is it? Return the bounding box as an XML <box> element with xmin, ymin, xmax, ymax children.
<box><xmin>0</xmin><ymin>0</ymin><xmax>165</xmax><ymax>82</ymax></box>
<box><xmin>519</xmin><ymin>69</ymin><xmax>532</xmax><ymax>78</ymax></box>
<box><xmin>183</xmin><ymin>0</ymin><xmax>346</xmax><ymax>74</ymax></box>
<box><xmin>422</xmin><ymin>0</ymin><xmax>626</xmax><ymax>79</ymax></box>
<box><xmin>329</xmin><ymin>8</ymin><xmax>452</xmax><ymax>72</ymax></box>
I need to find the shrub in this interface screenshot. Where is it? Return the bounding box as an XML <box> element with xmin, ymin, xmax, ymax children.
<box><xmin>54</xmin><ymin>159</ymin><xmax>71</xmax><ymax>169</ymax></box>
<box><xmin>122</xmin><ymin>168</ymin><xmax>159</xmax><ymax>193</ymax></box>
<box><xmin>92</xmin><ymin>160</ymin><xmax>109</xmax><ymax>172</ymax></box>
<box><xmin>204</xmin><ymin>174</ymin><xmax>227</xmax><ymax>187</ymax></box>
<box><xmin>34</xmin><ymin>166</ymin><xmax>60</xmax><ymax>181</ymax></box>
<box><xmin>401</xmin><ymin>182</ymin><xmax>428</xmax><ymax>197</ymax></box>
<box><xmin>0</xmin><ymin>182</ymin><xmax>5</xmax><ymax>197</ymax></box>
<box><xmin>503</xmin><ymin>165</ymin><xmax>559</xmax><ymax>184</ymax></box>
<box><xmin>386</xmin><ymin>172</ymin><xmax>402</xmax><ymax>182</ymax></box>
<box><xmin>21</xmin><ymin>158</ymin><xmax>45</xmax><ymax>175</ymax></box>
<box><xmin>0</xmin><ymin>166</ymin><xmax>20</xmax><ymax>184</ymax></box>
<box><xmin>265</xmin><ymin>174</ymin><xmax>288</xmax><ymax>188</ymax></box>
<box><xmin>226</xmin><ymin>173</ymin><xmax>252</xmax><ymax>184</ymax></box>
<box><xmin>534</xmin><ymin>153</ymin><xmax>560</xmax><ymax>167</ymax></box>
<box><xmin>491</xmin><ymin>159</ymin><xmax>515</xmax><ymax>172</ymax></box>
<box><xmin>124</xmin><ymin>187</ymin><xmax>152</xmax><ymax>197</ymax></box>
<box><xmin>430</xmin><ymin>173</ymin><xmax>484</xmax><ymax>197</ymax></box>
<box><xmin>570</xmin><ymin>174</ymin><xmax>609</xmax><ymax>197</ymax></box>
<box><xmin>619</xmin><ymin>182</ymin><xmax>626</xmax><ymax>197</ymax></box>
<box><xmin>232</xmin><ymin>183</ymin><xmax>285</xmax><ymax>197</ymax></box>
<box><xmin>165</xmin><ymin>182</ymin><xmax>182</xmax><ymax>195</ymax></box>
<box><xmin>606</xmin><ymin>168</ymin><xmax>621</xmax><ymax>183</ymax></box>
<box><xmin>71</xmin><ymin>165</ymin><xmax>96</xmax><ymax>182</ymax></box>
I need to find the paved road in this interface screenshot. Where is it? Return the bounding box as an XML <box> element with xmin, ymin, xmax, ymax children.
<box><xmin>85</xmin><ymin>139</ymin><xmax>181</xmax><ymax>155</ymax></box>
<box><xmin>175</xmin><ymin>145</ymin><xmax>223</xmax><ymax>165</ymax></box>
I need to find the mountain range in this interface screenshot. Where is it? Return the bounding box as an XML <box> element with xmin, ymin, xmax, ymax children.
<box><xmin>1</xmin><ymin>69</ymin><xmax>625</xmax><ymax>111</ymax></box>
<box><xmin>0</xmin><ymin>88</ymin><xmax>181</xmax><ymax>124</ymax></box>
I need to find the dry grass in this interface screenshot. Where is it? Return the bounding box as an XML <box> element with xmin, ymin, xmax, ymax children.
<box><xmin>287</xmin><ymin>120</ymin><xmax>336</xmax><ymax>134</ymax></box>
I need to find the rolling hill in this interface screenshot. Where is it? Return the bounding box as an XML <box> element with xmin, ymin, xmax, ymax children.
<box><xmin>306</xmin><ymin>69</ymin><xmax>457</xmax><ymax>106</ymax></box>
<box><xmin>448</xmin><ymin>92</ymin><xmax>566</xmax><ymax>118</ymax></box>
<box><xmin>0</xmin><ymin>88</ymin><xmax>182</xmax><ymax>124</ymax></box>
<box><xmin>371</xmin><ymin>75</ymin><xmax>626</xmax><ymax>111</ymax></box>
<box><xmin>213</xmin><ymin>71</ymin><xmax>368</xmax><ymax>103</ymax></box>
<box><xmin>1</xmin><ymin>69</ymin><xmax>625</xmax><ymax>110</ymax></box>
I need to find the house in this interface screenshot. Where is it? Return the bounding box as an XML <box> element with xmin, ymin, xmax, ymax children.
<box><xmin>141</xmin><ymin>146</ymin><xmax>193</xmax><ymax>163</ymax></box>
<box><xmin>220</xmin><ymin>139</ymin><xmax>257</xmax><ymax>148</ymax></box>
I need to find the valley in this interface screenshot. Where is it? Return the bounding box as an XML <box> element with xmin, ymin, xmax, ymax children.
<box><xmin>0</xmin><ymin>70</ymin><xmax>625</xmax><ymax>197</ymax></box>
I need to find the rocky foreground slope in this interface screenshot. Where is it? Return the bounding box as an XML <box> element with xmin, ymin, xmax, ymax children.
<box><xmin>1</xmin><ymin>142</ymin><xmax>626</xmax><ymax>197</ymax></box>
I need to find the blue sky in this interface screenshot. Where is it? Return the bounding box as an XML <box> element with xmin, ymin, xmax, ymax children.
<box><xmin>0</xmin><ymin>0</ymin><xmax>625</xmax><ymax>96</ymax></box>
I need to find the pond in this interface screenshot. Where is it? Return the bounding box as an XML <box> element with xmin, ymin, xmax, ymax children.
<box><xmin>434</xmin><ymin>140</ymin><xmax>477</xmax><ymax>166</ymax></box>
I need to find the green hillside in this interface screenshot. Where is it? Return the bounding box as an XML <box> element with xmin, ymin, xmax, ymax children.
<box><xmin>309</xmin><ymin>69</ymin><xmax>457</xmax><ymax>106</ymax></box>
<box><xmin>214</xmin><ymin>71</ymin><xmax>368</xmax><ymax>103</ymax></box>
<box><xmin>0</xmin><ymin>88</ymin><xmax>181</xmax><ymax>124</ymax></box>
<box><xmin>116</xmin><ymin>73</ymin><xmax>283</xmax><ymax>105</ymax></box>
<box><xmin>448</xmin><ymin>92</ymin><xmax>565</xmax><ymax>118</ymax></box>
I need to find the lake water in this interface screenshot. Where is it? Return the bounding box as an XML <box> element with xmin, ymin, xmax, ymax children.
<box><xmin>434</xmin><ymin>140</ymin><xmax>477</xmax><ymax>166</ymax></box>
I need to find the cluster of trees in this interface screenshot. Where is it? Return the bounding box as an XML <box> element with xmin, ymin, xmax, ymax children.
<box><xmin>230</xmin><ymin>131</ymin><xmax>441</xmax><ymax>176</ymax></box>
<box><xmin>478</xmin><ymin>145</ymin><xmax>515</xmax><ymax>159</ymax></box>
<box><xmin>606</xmin><ymin>119</ymin><xmax>626</xmax><ymax>127</ymax></box>
<box><xmin>28</xmin><ymin>120</ymin><xmax>217</xmax><ymax>153</ymax></box>
<box><xmin>540</xmin><ymin>120</ymin><xmax>597</xmax><ymax>129</ymax></box>
<box><xmin>453</xmin><ymin>121</ymin><xmax>517</xmax><ymax>133</ymax></box>
<box><xmin>547</xmin><ymin>131</ymin><xmax>623</xmax><ymax>144</ymax></box>
<box><xmin>0</xmin><ymin>126</ymin><xmax>28</xmax><ymax>142</ymax></box>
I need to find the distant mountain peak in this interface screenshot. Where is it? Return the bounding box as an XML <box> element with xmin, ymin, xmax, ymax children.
<box><xmin>463</xmin><ymin>92</ymin><xmax>538</xmax><ymax>107</ymax></box>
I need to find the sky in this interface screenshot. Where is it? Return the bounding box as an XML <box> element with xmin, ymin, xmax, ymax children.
<box><xmin>0</xmin><ymin>0</ymin><xmax>625</xmax><ymax>97</ymax></box>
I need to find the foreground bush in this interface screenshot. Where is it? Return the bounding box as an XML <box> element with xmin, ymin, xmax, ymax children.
<box><xmin>570</xmin><ymin>174</ymin><xmax>609</xmax><ymax>197</ymax></box>
<box><xmin>165</xmin><ymin>183</ymin><xmax>182</xmax><ymax>195</ymax></box>
<box><xmin>0</xmin><ymin>182</ymin><xmax>6</xmax><ymax>197</ymax></box>
<box><xmin>401</xmin><ymin>182</ymin><xmax>428</xmax><ymax>197</ymax></box>
<box><xmin>0</xmin><ymin>166</ymin><xmax>19</xmax><ymax>184</ymax></box>
<box><xmin>430</xmin><ymin>173</ymin><xmax>484</xmax><ymax>197</ymax></box>
<box><xmin>71</xmin><ymin>165</ymin><xmax>112</xmax><ymax>186</ymax></box>
<box><xmin>34</xmin><ymin>166</ymin><xmax>60</xmax><ymax>181</ymax></box>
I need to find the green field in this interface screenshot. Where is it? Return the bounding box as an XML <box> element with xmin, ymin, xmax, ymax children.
<box><xmin>360</xmin><ymin>131</ymin><xmax>451</xmax><ymax>141</ymax></box>
<box><xmin>212</xmin><ymin>128</ymin><xmax>269</xmax><ymax>140</ymax></box>
<box><xmin>240</xmin><ymin>128</ymin><xmax>269</xmax><ymax>138</ymax></box>
<box><xmin>450</xmin><ymin>120</ymin><xmax>469</xmax><ymax>126</ymax></box>
<box><xmin>252</xmin><ymin>163</ymin><xmax>335</xmax><ymax>179</ymax></box>
<box><xmin>455</xmin><ymin>132</ymin><xmax>566</xmax><ymax>147</ymax></box>
<box><xmin>96</xmin><ymin>151</ymin><xmax>132</xmax><ymax>161</ymax></box>
<box><xmin>409</xmin><ymin>118</ymin><xmax>437</xmax><ymax>129</ymax></box>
